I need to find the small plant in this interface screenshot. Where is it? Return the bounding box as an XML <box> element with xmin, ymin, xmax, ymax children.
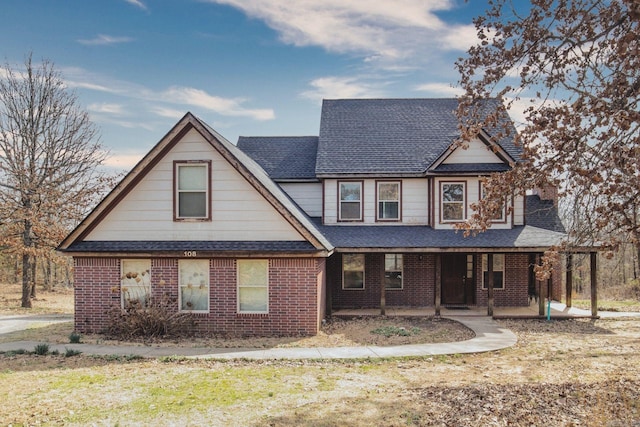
<box><xmin>64</xmin><ymin>348</ymin><xmax>83</xmax><ymax>357</ymax></box>
<box><xmin>69</xmin><ymin>331</ymin><xmax>82</xmax><ymax>344</ymax></box>
<box><xmin>33</xmin><ymin>343</ymin><xmax>50</xmax><ymax>355</ymax></box>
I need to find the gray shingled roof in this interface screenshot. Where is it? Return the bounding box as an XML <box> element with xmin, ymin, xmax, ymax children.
<box><xmin>65</xmin><ymin>241</ymin><xmax>318</xmax><ymax>253</ymax></box>
<box><xmin>237</xmin><ymin>136</ymin><xmax>318</xmax><ymax>181</ymax></box>
<box><xmin>312</xmin><ymin>221</ymin><xmax>564</xmax><ymax>250</ymax></box>
<box><xmin>316</xmin><ymin>98</ymin><xmax>522</xmax><ymax>176</ymax></box>
<box><xmin>525</xmin><ymin>195</ymin><xmax>566</xmax><ymax>233</ymax></box>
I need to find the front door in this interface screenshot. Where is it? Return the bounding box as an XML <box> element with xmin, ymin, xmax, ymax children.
<box><xmin>441</xmin><ymin>254</ymin><xmax>474</xmax><ymax>305</ymax></box>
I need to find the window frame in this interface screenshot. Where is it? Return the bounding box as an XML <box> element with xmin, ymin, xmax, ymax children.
<box><xmin>178</xmin><ymin>259</ymin><xmax>210</xmax><ymax>313</ymax></box>
<box><xmin>481</xmin><ymin>253</ymin><xmax>505</xmax><ymax>290</ymax></box>
<box><xmin>120</xmin><ymin>259</ymin><xmax>151</xmax><ymax>309</ymax></box>
<box><xmin>441</xmin><ymin>181</ymin><xmax>466</xmax><ymax>223</ymax></box>
<box><xmin>237</xmin><ymin>259</ymin><xmax>269</xmax><ymax>314</ymax></box>
<box><xmin>174</xmin><ymin>160</ymin><xmax>212</xmax><ymax>221</ymax></box>
<box><xmin>376</xmin><ymin>181</ymin><xmax>401</xmax><ymax>222</ymax></box>
<box><xmin>384</xmin><ymin>254</ymin><xmax>403</xmax><ymax>290</ymax></box>
<box><xmin>480</xmin><ymin>182</ymin><xmax>506</xmax><ymax>223</ymax></box>
<box><xmin>342</xmin><ymin>254</ymin><xmax>365</xmax><ymax>290</ymax></box>
<box><xmin>338</xmin><ymin>180</ymin><xmax>364</xmax><ymax>222</ymax></box>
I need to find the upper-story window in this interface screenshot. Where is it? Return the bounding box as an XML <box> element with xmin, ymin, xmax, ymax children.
<box><xmin>441</xmin><ymin>182</ymin><xmax>465</xmax><ymax>222</ymax></box>
<box><xmin>175</xmin><ymin>161</ymin><xmax>211</xmax><ymax>220</ymax></box>
<box><xmin>377</xmin><ymin>181</ymin><xmax>400</xmax><ymax>221</ymax></box>
<box><xmin>480</xmin><ymin>182</ymin><xmax>506</xmax><ymax>222</ymax></box>
<box><xmin>338</xmin><ymin>181</ymin><xmax>363</xmax><ymax>221</ymax></box>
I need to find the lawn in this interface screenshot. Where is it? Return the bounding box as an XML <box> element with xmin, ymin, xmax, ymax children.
<box><xmin>1</xmin><ymin>283</ymin><xmax>640</xmax><ymax>426</ymax></box>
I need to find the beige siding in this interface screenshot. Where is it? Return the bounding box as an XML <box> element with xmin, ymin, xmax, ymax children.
<box><xmin>87</xmin><ymin>129</ymin><xmax>304</xmax><ymax>241</ymax></box>
<box><xmin>280</xmin><ymin>183</ymin><xmax>322</xmax><ymax>217</ymax></box>
<box><xmin>513</xmin><ymin>194</ymin><xmax>525</xmax><ymax>225</ymax></box>
<box><xmin>323</xmin><ymin>178</ymin><xmax>429</xmax><ymax>225</ymax></box>
<box><xmin>443</xmin><ymin>138</ymin><xmax>503</xmax><ymax>164</ymax></box>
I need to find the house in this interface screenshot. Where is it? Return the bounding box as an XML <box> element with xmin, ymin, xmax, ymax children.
<box><xmin>59</xmin><ymin>98</ymin><xmax>567</xmax><ymax>337</ymax></box>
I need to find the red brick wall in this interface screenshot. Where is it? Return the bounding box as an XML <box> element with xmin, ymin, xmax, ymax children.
<box><xmin>73</xmin><ymin>257</ymin><xmax>324</xmax><ymax>337</ymax></box>
<box><xmin>475</xmin><ymin>254</ymin><xmax>530</xmax><ymax>307</ymax></box>
<box><xmin>329</xmin><ymin>252</ymin><xmax>535</xmax><ymax>310</ymax></box>
<box><xmin>328</xmin><ymin>253</ymin><xmax>435</xmax><ymax>309</ymax></box>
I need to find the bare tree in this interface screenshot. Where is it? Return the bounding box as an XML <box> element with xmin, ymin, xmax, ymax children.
<box><xmin>456</xmin><ymin>0</ymin><xmax>640</xmax><ymax>274</ymax></box>
<box><xmin>0</xmin><ymin>54</ymin><xmax>110</xmax><ymax>307</ymax></box>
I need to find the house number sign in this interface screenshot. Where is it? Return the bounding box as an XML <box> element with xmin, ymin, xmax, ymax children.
<box><xmin>183</xmin><ymin>251</ymin><xmax>197</xmax><ymax>257</ymax></box>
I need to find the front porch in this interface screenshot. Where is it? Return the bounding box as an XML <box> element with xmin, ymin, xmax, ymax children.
<box><xmin>332</xmin><ymin>301</ymin><xmax>600</xmax><ymax>319</ymax></box>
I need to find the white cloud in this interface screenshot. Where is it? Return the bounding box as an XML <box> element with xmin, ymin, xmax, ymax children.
<box><xmin>103</xmin><ymin>152</ymin><xmax>145</xmax><ymax>169</ymax></box>
<box><xmin>414</xmin><ymin>82</ymin><xmax>464</xmax><ymax>97</ymax></box>
<box><xmin>150</xmin><ymin>106</ymin><xmax>187</xmax><ymax>119</ymax></box>
<box><xmin>300</xmin><ymin>76</ymin><xmax>385</xmax><ymax>104</ymax></box>
<box><xmin>78</xmin><ymin>34</ymin><xmax>134</xmax><ymax>46</ymax></box>
<box><xmin>88</xmin><ymin>103</ymin><xmax>125</xmax><ymax>115</ymax></box>
<box><xmin>162</xmin><ymin>86</ymin><xmax>275</xmax><ymax>121</ymax></box>
<box><xmin>125</xmin><ymin>0</ymin><xmax>148</xmax><ymax>10</ymax></box>
<box><xmin>204</xmin><ymin>0</ymin><xmax>477</xmax><ymax>65</ymax></box>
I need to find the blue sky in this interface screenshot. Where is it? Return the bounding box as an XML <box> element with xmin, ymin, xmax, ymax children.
<box><xmin>2</xmin><ymin>0</ymin><xmax>494</xmax><ymax>169</ymax></box>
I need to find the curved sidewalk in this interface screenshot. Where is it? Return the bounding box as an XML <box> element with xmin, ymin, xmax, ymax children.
<box><xmin>0</xmin><ymin>316</ymin><xmax>517</xmax><ymax>360</ymax></box>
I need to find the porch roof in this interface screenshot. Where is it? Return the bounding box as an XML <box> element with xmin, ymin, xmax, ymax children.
<box><xmin>312</xmin><ymin>221</ymin><xmax>565</xmax><ymax>252</ymax></box>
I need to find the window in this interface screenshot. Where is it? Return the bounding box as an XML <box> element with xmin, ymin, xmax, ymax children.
<box><xmin>175</xmin><ymin>162</ymin><xmax>210</xmax><ymax>220</ymax></box>
<box><xmin>121</xmin><ymin>259</ymin><xmax>151</xmax><ymax>308</ymax></box>
<box><xmin>238</xmin><ymin>260</ymin><xmax>269</xmax><ymax>313</ymax></box>
<box><xmin>339</xmin><ymin>181</ymin><xmax>363</xmax><ymax>221</ymax></box>
<box><xmin>342</xmin><ymin>254</ymin><xmax>365</xmax><ymax>289</ymax></box>
<box><xmin>482</xmin><ymin>254</ymin><xmax>505</xmax><ymax>289</ymax></box>
<box><xmin>377</xmin><ymin>181</ymin><xmax>400</xmax><ymax>221</ymax></box>
<box><xmin>480</xmin><ymin>182</ymin><xmax>505</xmax><ymax>222</ymax></box>
<box><xmin>441</xmin><ymin>182</ymin><xmax>465</xmax><ymax>222</ymax></box>
<box><xmin>179</xmin><ymin>259</ymin><xmax>210</xmax><ymax>312</ymax></box>
<box><xmin>384</xmin><ymin>254</ymin><xmax>403</xmax><ymax>289</ymax></box>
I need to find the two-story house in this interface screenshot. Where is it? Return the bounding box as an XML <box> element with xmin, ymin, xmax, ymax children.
<box><xmin>59</xmin><ymin>98</ymin><xmax>566</xmax><ymax>337</ymax></box>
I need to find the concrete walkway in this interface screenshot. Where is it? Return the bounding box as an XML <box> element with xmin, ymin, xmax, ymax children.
<box><xmin>0</xmin><ymin>315</ymin><xmax>517</xmax><ymax>360</ymax></box>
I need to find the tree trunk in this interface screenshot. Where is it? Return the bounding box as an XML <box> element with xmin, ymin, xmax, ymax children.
<box><xmin>21</xmin><ymin>253</ymin><xmax>32</xmax><ymax>308</ymax></box>
<box><xmin>30</xmin><ymin>258</ymin><xmax>37</xmax><ymax>298</ymax></box>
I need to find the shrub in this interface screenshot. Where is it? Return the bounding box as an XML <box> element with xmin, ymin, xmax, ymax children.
<box><xmin>64</xmin><ymin>348</ymin><xmax>82</xmax><ymax>357</ymax></box>
<box><xmin>371</xmin><ymin>325</ymin><xmax>421</xmax><ymax>337</ymax></box>
<box><xmin>69</xmin><ymin>332</ymin><xmax>82</xmax><ymax>344</ymax></box>
<box><xmin>106</xmin><ymin>286</ymin><xmax>195</xmax><ymax>340</ymax></box>
<box><xmin>34</xmin><ymin>343</ymin><xmax>50</xmax><ymax>355</ymax></box>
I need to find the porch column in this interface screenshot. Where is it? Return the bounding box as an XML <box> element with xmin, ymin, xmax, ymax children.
<box><xmin>380</xmin><ymin>256</ymin><xmax>386</xmax><ymax>316</ymax></box>
<box><xmin>487</xmin><ymin>253</ymin><xmax>494</xmax><ymax>316</ymax></box>
<box><xmin>590</xmin><ymin>251</ymin><xmax>598</xmax><ymax>318</ymax></box>
<box><xmin>565</xmin><ymin>254</ymin><xmax>573</xmax><ymax>308</ymax></box>
<box><xmin>435</xmin><ymin>254</ymin><xmax>441</xmax><ymax>317</ymax></box>
<box><xmin>537</xmin><ymin>254</ymin><xmax>546</xmax><ymax>316</ymax></box>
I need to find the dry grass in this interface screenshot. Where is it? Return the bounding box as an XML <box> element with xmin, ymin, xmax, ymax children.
<box><xmin>0</xmin><ymin>282</ymin><xmax>73</xmax><ymax>315</ymax></box>
<box><xmin>2</xmin><ymin>282</ymin><xmax>640</xmax><ymax>425</ymax></box>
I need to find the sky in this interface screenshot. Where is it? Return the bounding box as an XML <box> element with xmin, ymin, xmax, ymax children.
<box><xmin>1</xmin><ymin>0</ymin><xmax>495</xmax><ymax>170</ymax></box>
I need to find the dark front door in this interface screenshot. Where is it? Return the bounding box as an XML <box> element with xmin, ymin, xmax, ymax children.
<box><xmin>441</xmin><ymin>254</ymin><xmax>474</xmax><ymax>305</ymax></box>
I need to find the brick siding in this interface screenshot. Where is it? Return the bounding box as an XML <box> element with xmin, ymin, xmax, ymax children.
<box><xmin>73</xmin><ymin>257</ymin><xmax>324</xmax><ymax>337</ymax></box>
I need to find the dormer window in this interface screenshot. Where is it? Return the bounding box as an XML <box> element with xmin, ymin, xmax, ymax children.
<box><xmin>377</xmin><ymin>181</ymin><xmax>400</xmax><ymax>221</ymax></box>
<box><xmin>338</xmin><ymin>181</ymin><xmax>363</xmax><ymax>221</ymax></box>
<box><xmin>441</xmin><ymin>182</ymin><xmax>465</xmax><ymax>222</ymax></box>
<box><xmin>174</xmin><ymin>161</ymin><xmax>211</xmax><ymax>221</ymax></box>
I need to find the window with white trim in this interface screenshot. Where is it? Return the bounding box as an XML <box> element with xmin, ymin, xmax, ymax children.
<box><xmin>384</xmin><ymin>254</ymin><xmax>403</xmax><ymax>289</ymax></box>
<box><xmin>441</xmin><ymin>182</ymin><xmax>465</xmax><ymax>222</ymax></box>
<box><xmin>237</xmin><ymin>259</ymin><xmax>269</xmax><ymax>313</ymax></box>
<box><xmin>482</xmin><ymin>254</ymin><xmax>505</xmax><ymax>289</ymax></box>
<box><xmin>342</xmin><ymin>254</ymin><xmax>365</xmax><ymax>289</ymax></box>
<box><xmin>377</xmin><ymin>181</ymin><xmax>400</xmax><ymax>221</ymax></box>
<box><xmin>179</xmin><ymin>259</ymin><xmax>210</xmax><ymax>312</ymax></box>
<box><xmin>175</xmin><ymin>162</ymin><xmax>210</xmax><ymax>219</ymax></box>
<box><xmin>481</xmin><ymin>182</ymin><xmax>505</xmax><ymax>222</ymax></box>
<box><xmin>339</xmin><ymin>181</ymin><xmax>362</xmax><ymax>221</ymax></box>
<box><xmin>121</xmin><ymin>259</ymin><xmax>151</xmax><ymax>308</ymax></box>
